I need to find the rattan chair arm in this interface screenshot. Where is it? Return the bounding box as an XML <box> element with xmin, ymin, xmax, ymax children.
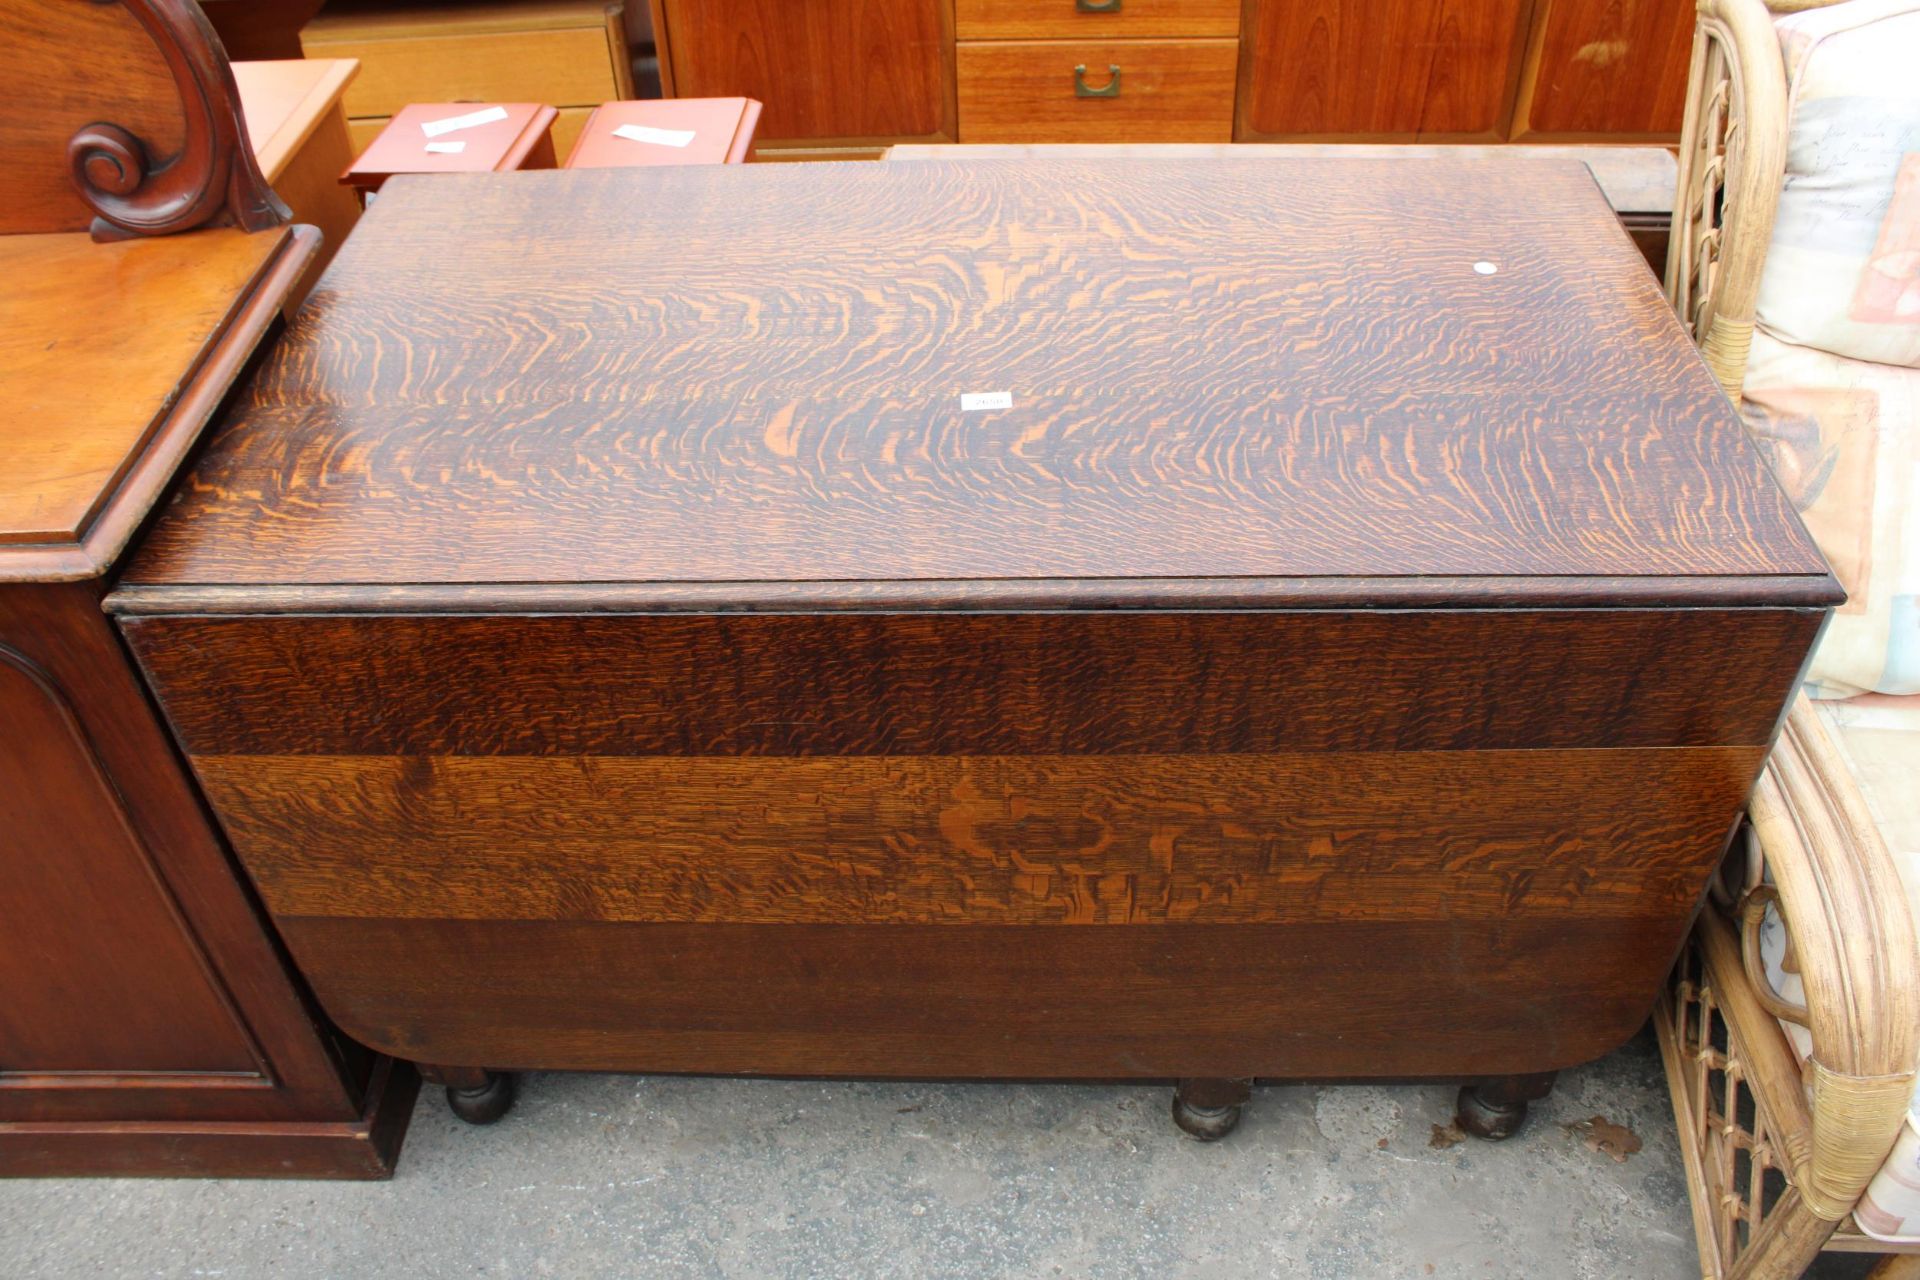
<box><xmin>1667</xmin><ymin>0</ymin><xmax>1790</xmax><ymax>397</ymax></box>
<box><xmin>1743</xmin><ymin>696</ymin><xmax>1920</xmax><ymax>1218</ymax></box>
<box><xmin>1740</xmin><ymin>883</ymin><xmax>1814</xmax><ymax>1026</ymax></box>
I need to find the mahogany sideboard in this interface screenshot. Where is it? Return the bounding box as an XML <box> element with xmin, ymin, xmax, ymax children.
<box><xmin>0</xmin><ymin>0</ymin><xmax>415</xmax><ymax>1178</ymax></box>
<box><xmin>111</xmin><ymin>157</ymin><xmax>1834</xmax><ymax>1139</ymax></box>
<box><xmin>649</xmin><ymin>0</ymin><xmax>1698</xmax><ymax>157</ymax></box>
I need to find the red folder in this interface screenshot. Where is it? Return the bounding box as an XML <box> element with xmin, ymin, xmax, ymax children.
<box><xmin>564</xmin><ymin>98</ymin><xmax>763</xmax><ymax>168</ymax></box>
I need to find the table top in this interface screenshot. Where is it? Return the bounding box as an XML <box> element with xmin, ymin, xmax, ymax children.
<box><xmin>885</xmin><ymin>143</ymin><xmax>1680</xmax><ymax>217</ymax></box>
<box><xmin>233</xmin><ymin>58</ymin><xmax>358</xmax><ymax>181</ymax></box>
<box><xmin>119</xmin><ymin>157</ymin><xmax>1834</xmax><ymax>611</ymax></box>
<box><xmin>0</xmin><ymin>225</ymin><xmax>311</xmax><ymax>581</ymax></box>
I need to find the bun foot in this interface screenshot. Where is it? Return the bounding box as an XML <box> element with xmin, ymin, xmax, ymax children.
<box><xmin>446</xmin><ymin>1070</ymin><xmax>516</xmax><ymax>1125</ymax></box>
<box><xmin>1172</xmin><ymin>1077</ymin><xmax>1252</xmax><ymax>1142</ymax></box>
<box><xmin>1454</xmin><ymin>1072</ymin><xmax>1557</xmax><ymax>1141</ymax></box>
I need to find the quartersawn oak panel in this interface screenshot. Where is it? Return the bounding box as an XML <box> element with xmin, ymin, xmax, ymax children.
<box><xmin>277</xmin><ymin>915</ymin><xmax>1688</xmax><ymax>1078</ymax></box>
<box><xmin>116</xmin><ymin>160</ymin><xmax>1825</xmax><ymax>592</ymax></box>
<box><xmin>1240</xmin><ymin>0</ymin><xmax>1533</xmax><ymax>138</ymax></box>
<box><xmin>200</xmin><ymin>747</ymin><xmax>1765</xmax><ymax>926</ymax></box>
<box><xmin>121</xmin><ymin>609</ymin><xmax>1822</xmax><ymax>759</ymax></box>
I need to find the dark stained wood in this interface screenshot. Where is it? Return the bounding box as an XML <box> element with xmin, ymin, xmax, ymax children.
<box><xmin>119</xmin><ymin>160</ymin><xmax>1823</xmax><ymax>593</ymax></box>
<box><xmin>274</xmin><ymin>915</ymin><xmax>1689</xmax><ymax>1078</ymax></box>
<box><xmin>0</xmin><ymin>636</ymin><xmax>257</xmax><ymax>1074</ymax></box>
<box><xmin>1239</xmin><ymin>0</ymin><xmax>1535</xmax><ymax>139</ymax></box>
<box><xmin>0</xmin><ymin>586</ymin><xmax>369</xmax><ymax>1130</ymax></box>
<box><xmin>1514</xmin><ymin>0</ymin><xmax>1696</xmax><ymax>140</ymax></box>
<box><xmin>0</xmin><ymin>1059</ymin><xmax>417</xmax><ymax>1179</ymax></box>
<box><xmin>120</xmin><ymin>610</ymin><xmax>1821</xmax><ymax>759</ymax></box>
<box><xmin>658</xmin><ymin>0</ymin><xmax>955</xmax><ymax>145</ymax></box>
<box><xmin>0</xmin><ymin>0</ymin><xmax>286</xmax><ymax>237</ymax></box>
<box><xmin>113</xmin><ymin>155</ymin><xmax>1833</xmax><ymax>1098</ymax></box>
<box><xmin>0</xmin><ymin>10</ymin><xmax>414</xmax><ymax>1176</ymax></box>
<box><xmin>193</xmin><ymin>746</ymin><xmax>1765</xmax><ymax>926</ymax></box>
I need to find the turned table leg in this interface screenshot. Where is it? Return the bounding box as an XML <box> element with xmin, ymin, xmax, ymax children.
<box><xmin>1172</xmin><ymin>1077</ymin><xmax>1253</xmax><ymax>1141</ymax></box>
<box><xmin>420</xmin><ymin>1064</ymin><xmax>517</xmax><ymax>1125</ymax></box>
<box><xmin>1455</xmin><ymin>1072</ymin><xmax>1557</xmax><ymax>1140</ymax></box>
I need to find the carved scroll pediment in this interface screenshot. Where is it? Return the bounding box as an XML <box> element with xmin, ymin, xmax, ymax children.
<box><xmin>0</xmin><ymin>0</ymin><xmax>289</xmax><ymax>238</ymax></box>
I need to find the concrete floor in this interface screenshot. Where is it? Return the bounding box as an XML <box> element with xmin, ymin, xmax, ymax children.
<box><xmin>0</xmin><ymin>1026</ymin><xmax>1886</xmax><ymax>1279</ymax></box>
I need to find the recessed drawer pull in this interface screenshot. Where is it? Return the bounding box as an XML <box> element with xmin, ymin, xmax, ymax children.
<box><xmin>1076</xmin><ymin>0</ymin><xmax>1122</xmax><ymax>11</ymax></box>
<box><xmin>1074</xmin><ymin>63</ymin><xmax>1122</xmax><ymax>97</ymax></box>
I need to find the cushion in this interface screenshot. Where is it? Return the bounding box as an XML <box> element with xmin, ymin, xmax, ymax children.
<box><xmin>1741</xmin><ymin>331</ymin><xmax>1919</xmax><ymax>697</ymax></box>
<box><xmin>1757</xmin><ymin>694</ymin><xmax>1920</xmax><ymax>1241</ymax></box>
<box><xmin>1754</xmin><ymin>0</ymin><xmax>1920</xmax><ymax>368</ymax></box>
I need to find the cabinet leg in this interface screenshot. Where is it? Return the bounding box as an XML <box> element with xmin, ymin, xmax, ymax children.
<box><xmin>1454</xmin><ymin>1072</ymin><xmax>1556</xmax><ymax>1141</ymax></box>
<box><xmin>421</xmin><ymin>1064</ymin><xmax>517</xmax><ymax>1125</ymax></box>
<box><xmin>1172</xmin><ymin>1077</ymin><xmax>1252</xmax><ymax>1142</ymax></box>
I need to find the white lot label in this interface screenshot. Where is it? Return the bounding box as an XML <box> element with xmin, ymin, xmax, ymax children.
<box><xmin>421</xmin><ymin>106</ymin><xmax>509</xmax><ymax>138</ymax></box>
<box><xmin>423</xmin><ymin>140</ymin><xmax>468</xmax><ymax>154</ymax></box>
<box><xmin>960</xmin><ymin>391</ymin><xmax>1013</xmax><ymax>412</ymax></box>
<box><xmin>613</xmin><ymin>123</ymin><xmax>697</xmax><ymax>148</ymax></box>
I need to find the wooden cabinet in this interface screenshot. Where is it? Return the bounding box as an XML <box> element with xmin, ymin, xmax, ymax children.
<box><xmin>653</xmin><ymin>0</ymin><xmax>954</xmax><ymax>147</ymax></box>
<box><xmin>653</xmin><ymin>0</ymin><xmax>1697</xmax><ymax>147</ymax></box>
<box><xmin>0</xmin><ymin>0</ymin><xmax>416</xmax><ymax>1179</ymax></box>
<box><xmin>1238</xmin><ymin>0</ymin><xmax>1534</xmax><ymax>139</ymax></box>
<box><xmin>958</xmin><ymin>38</ymin><xmax>1239</xmax><ymax>143</ymax></box>
<box><xmin>1512</xmin><ymin>0</ymin><xmax>1695</xmax><ymax>139</ymax></box>
<box><xmin>114</xmin><ymin>159</ymin><xmax>1828</xmax><ymax>1118</ymax></box>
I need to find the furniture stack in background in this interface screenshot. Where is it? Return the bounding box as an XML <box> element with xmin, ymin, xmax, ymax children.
<box><xmin>299</xmin><ymin>0</ymin><xmax>634</xmax><ymax>163</ymax></box>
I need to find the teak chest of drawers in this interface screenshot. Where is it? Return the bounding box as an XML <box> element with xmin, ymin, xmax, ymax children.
<box><xmin>110</xmin><ymin>158</ymin><xmax>1835</xmax><ymax>1135</ymax></box>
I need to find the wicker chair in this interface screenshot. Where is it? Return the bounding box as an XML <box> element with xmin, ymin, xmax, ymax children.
<box><xmin>1659</xmin><ymin>1</ymin><xmax>1920</xmax><ymax>1275</ymax></box>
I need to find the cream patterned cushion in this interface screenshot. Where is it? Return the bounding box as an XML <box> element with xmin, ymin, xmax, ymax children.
<box><xmin>1755</xmin><ymin>0</ymin><xmax>1920</xmax><ymax>368</ymax></box>
<box><xmin>1742</xmin><ymin>332</ymin><xmax>1919</xmax><ymax>697</ymax></box>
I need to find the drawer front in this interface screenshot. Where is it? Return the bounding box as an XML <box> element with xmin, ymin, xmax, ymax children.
<box><xmin>305</xmin><ymin>26</ymin><xmax>617</xmax><ymax>118</ymax></box>
<box><xmin>958</xmin><ymin>38</ymin><xmax>1238</xmax><ymax>143</ymax></box>
<box><xmin>956</xmin><ymin>0</ymin><xmax>1240</xmax><ymax>40</ymax></box>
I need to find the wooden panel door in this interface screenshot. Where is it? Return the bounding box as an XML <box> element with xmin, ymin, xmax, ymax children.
<box><xmin>1512</xmin><ymin>0</ymin><xmax>1695</xmax><ymax>140</ymax></box>
<box><xmin>1239</xmin><ymin>0</ymin><xmax>1534</xmax><ymax>140</ymax></box>
<box><xmin>657</xmin><ymin>0</ymin><xmax>955</xmax><ymax>145</ymax></box>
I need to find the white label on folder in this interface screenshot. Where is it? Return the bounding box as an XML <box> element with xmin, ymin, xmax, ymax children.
<box><xmin>423</xmin><ymin>140</ymin><xmax>468</xmax><ymax>154</ymax></box>
<box><xmin>613</xmin><ymin>123</ymin><xmax>697</xmax><ymax>148</ymax></box>
<box><xmin>960</xmin><ymin>391</ymin><xmax>1013</xmax><ymax>412</ymax></box>
<box><xmin>421</xmin><ymin>106</ymin><xmax>509</xmax><ymax>138</ymax></box>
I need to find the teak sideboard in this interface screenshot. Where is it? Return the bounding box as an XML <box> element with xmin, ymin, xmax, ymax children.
<box><xmin>649</xmin><ymin>0</ymin><xmax>1698</xmax><ymax>157</ymax></box>
<box><xmin>110</xmin><ymin>157</ymin><xmax>1834</xmax><ymax>1138</ymax></box>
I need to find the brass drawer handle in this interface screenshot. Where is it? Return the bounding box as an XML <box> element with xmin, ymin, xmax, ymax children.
<box><xmin>1076</xmin><ymin>0</ymin><xmax>1122</xmax><ymax>11</ymax></box>
<box><xmin>1074</xmin><ymin>64</ymin><xmax>1122</xmax><ymax>97</ymax></box>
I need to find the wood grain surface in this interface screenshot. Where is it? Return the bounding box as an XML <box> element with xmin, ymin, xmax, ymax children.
<box><xmin>658</xmin><ymin>0</ymin><xmax>954</xmax><ymax>143</ymax></box>
<box><xmin>1514</xmin><ymin>0</ymin><xmax>1696</xmax><ymax>140</ymax></box>
<box><xmin>957</xmin><ymin>39</ymin><xmax>1239</xmax><ymax>143</ymax></box>
<box><xmin>956</xmin><ymin>0</ymin><xmax>1240</xmax><ymax>39</ymax></box>
<box><xmin>119</xmin><ymin>158</ymin><xmax>1825</xmax><ymax>597</ymax></box>
<box><xmin>1239</xmin><ymin>0</ymin><xmax>1533</xmax><ymax>138</ymax></box>
<box><xmin>196</xmin><ymin>746</ymin><xmax>1764</xmax><ymax>926</ymax></box>
<box><xmin>118</xmin><ymin>609</ymin><xmax>1819</xmax><ymax>759</ymax></box>
<box><xmin>276</xmin><ymin>915</ymin><xmax>1686</xmax><ymax>1078</ymax></box>
<box><xmin>0</xmin><ymin>231</ymin><xmax>284</xmax><ymax>547</ymax></box>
